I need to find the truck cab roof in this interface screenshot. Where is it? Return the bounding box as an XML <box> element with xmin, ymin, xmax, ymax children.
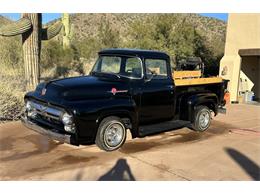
<box><xmin>99</xmin><ymin>48</ymin><xmax>170</xmax><ymax>60</ymax></box>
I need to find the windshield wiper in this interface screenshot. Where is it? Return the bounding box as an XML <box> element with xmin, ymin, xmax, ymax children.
<box><xmin>91</xmin><ymin>71</ymin><xmax>121</xmax><ymax>79</ymax></box>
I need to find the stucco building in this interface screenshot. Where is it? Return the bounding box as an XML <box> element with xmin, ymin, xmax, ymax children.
<box><xmin>220</xmin><ymin>13</ymin><xmax>260</xmax><ymax>103</ymax></box>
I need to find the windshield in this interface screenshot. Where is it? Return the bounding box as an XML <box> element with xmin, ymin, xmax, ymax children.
<box><xmin>92</xmin><ymin>55</ymin><xmax>143</xmax><ymax>79</ymax></box>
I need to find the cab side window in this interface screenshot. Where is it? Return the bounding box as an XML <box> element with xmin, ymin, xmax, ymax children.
<box><xmin>123</xmin><ymin>57</ymin><xmax>142</xmax><ymax>78</ymax></box>
<box><xmin>145</xmin><ymin>59</ymin><xmax>168</xmax><ymax>79</ymax></box>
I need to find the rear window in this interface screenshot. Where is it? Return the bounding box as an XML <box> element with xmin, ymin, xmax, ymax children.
<box><xmin>145</xmin><ymin>59</ymin><xmax>168</xmax><ymax>79</ymax></box>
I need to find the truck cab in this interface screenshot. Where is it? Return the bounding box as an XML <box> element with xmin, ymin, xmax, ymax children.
<box><xmin>22</xmin><ymin>49</ymin><xmax>227</xmax><ymax>151</ymax></box>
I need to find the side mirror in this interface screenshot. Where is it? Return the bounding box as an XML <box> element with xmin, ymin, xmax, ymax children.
<box><xmin>145</xmin><ymin>72</ymin><xmax>156</xmax><ymax>82</ymax></box>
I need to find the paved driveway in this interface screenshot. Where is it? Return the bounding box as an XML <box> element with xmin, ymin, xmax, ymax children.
<box><xmin>0</xmin><ymin>104</ymin><xmax>259</xmax><ymax>180</ymax></box>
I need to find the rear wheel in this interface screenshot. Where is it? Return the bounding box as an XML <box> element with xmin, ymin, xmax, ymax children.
<box><xmin>191</xmin><ymin>106</ymin><xmax>211</xmax><ymax>131</ymax></box>
<box><xmin>95</xmin><ymin>116</ymin><xmax>127</xmax><ymax>151</ymax></box>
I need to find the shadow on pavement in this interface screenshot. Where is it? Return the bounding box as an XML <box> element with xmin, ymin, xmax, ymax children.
<box><xmin>120</xmin><ymin>121</ymin><xmax>235</xmax><ymax>154</ymax></box>
<box><xmin>98</xmin><ymin>158</ymin><xmax>135</xmax><ymax>181</ymax></box>
<box><xmin>0</xmin><ymin>134</ymin><xmax>62</xmax><ymax>162</ymax></box>
<box><xmin>225</xmin><ymin>147</ymin><xmax>260</xmax><ymax>181</ymax></box>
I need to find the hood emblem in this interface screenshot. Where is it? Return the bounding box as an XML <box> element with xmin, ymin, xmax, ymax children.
<box><xmin>41</xmin><ymin>88</ymin><xmax>47</xmax><ymax>96</ymax></box>
<box><xmin>109</xmin><ymin>87</ymin><xmax>128</xmax><ymax>95</ymax></box>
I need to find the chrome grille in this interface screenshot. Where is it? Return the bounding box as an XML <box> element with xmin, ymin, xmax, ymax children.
<box><xmin>31</xmin><ymin>101</ymin><xmax>63</xmax><ymax>121</ymax></box>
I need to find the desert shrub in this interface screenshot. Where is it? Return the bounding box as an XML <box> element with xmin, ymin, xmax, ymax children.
<box><xmin>74</xmin><ymin>20</ymin><xmax>121</xmax><ymax>62</ymax></box>
<box><xmin>74</xmin><ymin>38</ymin><xmax>100</xmax><ymax>60</ymax></box>
<box><xmin>83</xmin><ymin>59</ymin><xmax>96</xmax><ymax>75</ymax></box>
<box><xmin>0</xmin><ymin>90</ymin><xmax>24</xmax><ymax>122</ymax></box>
<box><xmin>0</xmin><ymin>37</ymin><xmax>23</xmax><ymax>71</ymax></box>
<box><xmin>0</xmin><ymin>36</ymin><xmax>24</xmax><ymax>122</ymax></box>
<box><xmin>126</xmin><ymin>14</ymin><xmax>221</xmax><ymax>70</ymax></box>
<box><xmin>97</xmin><ymin>19</ymin><xmax>120</xmax><ymax>48</ymax></box>
<box><xmin>41</xmin><ymin>40</ymin><xmax>74</xmax><ymax>69</ymax></box>
<box><xmin>0</xmin><ymin>70</ymin><xmax>26</xmax><ymax>122</ymax></box>
<box><xmin>125</xmin><ymin>19</ymin><xmax>157</xmax><ymax>50</ymax></box>
<box><xmin>41</xmin><ymin>40</ymin><xmax>84</xmax><ymax>79</ymax></box>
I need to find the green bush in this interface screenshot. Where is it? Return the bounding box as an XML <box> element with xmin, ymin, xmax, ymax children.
<box><xmin>73</xmin><ymin>37</ymin><xmax>100</xmax><ymax>60</ymax></box>
<box><xmin>41</xmin><ymin>40</ymin><xmax>74</xmax><ymax>69</ymax></box>
<box><xmin>126</xmin><ymin>14</ymin><xmax>220</xmax><ymax>69</ymax></box>
<box><xmin>41</xmin><ymin>40</ymin><xmax>84</xmax><ymax>79</ymax></box>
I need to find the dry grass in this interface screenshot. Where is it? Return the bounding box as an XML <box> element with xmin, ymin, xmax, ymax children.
<box><xmin>0</xmin><ymin>62</ymin><xmax>93</xmax><ymax>123</ymax></box>
<box><xmin>0</xmin><ymin>68</ymin><xmax>26</xmax><ymax>123</ymax></box>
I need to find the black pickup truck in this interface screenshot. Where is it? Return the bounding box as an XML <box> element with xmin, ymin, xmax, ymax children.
<box><xmin>22</xmin><ymin>49</ymin><xmax>227</xmax><ymax>151</ymax></box>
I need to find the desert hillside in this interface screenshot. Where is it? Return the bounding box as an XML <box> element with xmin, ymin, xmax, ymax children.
<box><xmin>68</xmin><ymin>13</ymin><xmax>226</xmax><ymax>59</ymax></box>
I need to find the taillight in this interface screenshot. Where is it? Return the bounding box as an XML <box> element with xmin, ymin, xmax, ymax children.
<box><xmin>224</xmin><ymin>90</ymin><xmax>230</xmax><ymax>105</ymax></box>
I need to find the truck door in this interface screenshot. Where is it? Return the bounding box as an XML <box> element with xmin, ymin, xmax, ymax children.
<box><xmin>139</xmin><ymin>58</ymin><xmax>175</xmax><ymax>124</ymax></box>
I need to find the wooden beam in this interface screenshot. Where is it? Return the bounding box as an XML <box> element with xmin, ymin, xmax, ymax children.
<box><xmin>239</xmin><ymin>48</ymin><xmax>260</xmax><ymax>56</ymax></box>
<box><xmin>173</xmin><ymin>70</ymin><xmax>201</xmax><ymax>79</ymax></box>
<box><xmin>175</xmin><ymin>77</ymin><xmax>223</xmax><ymax>86</ymax></box>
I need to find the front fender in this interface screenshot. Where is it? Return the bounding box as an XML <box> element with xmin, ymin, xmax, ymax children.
<box><xmin>95</xmin><ymin>101</ymin><xmax>139</xmax><ymax>138</ymax></box>
<box><xmin>67</xmin><ymin>97</ymin><xmax>138</xmax><ymax>140</ymax></box>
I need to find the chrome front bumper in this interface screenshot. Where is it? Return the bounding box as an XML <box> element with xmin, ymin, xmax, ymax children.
<box><xmin>21</xmin><ymin>116</ymin><xmax>72</xmax><ymax>144</ymax></box>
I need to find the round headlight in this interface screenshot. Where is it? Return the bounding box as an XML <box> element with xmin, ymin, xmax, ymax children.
<box><xmin>26</xmin><ymin>101</ymin><xmax>37</xmax><ymax>118</ymax></box>
<box><xmin>26</xmin><ymin>101</ymin><xmax>33</xmax><ymax>111</ymax></box>
<box><xmin>62</xmin><ymin>113</ymin><xmax>73</xmax><ymax>125</ymax></box>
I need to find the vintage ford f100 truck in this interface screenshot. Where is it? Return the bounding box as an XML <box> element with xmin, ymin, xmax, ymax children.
<box><xmin>22</xmin><ymin>49</ymin><xmax>228</xmax><ymax>151</ymax></box>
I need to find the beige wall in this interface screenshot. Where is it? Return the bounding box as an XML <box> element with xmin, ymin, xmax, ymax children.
<box><xmin>220</xmin><ymin>14</ymin><xmax>260</xmax><ymax>102</ymax></box>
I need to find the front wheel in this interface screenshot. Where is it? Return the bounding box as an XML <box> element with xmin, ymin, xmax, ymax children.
<box><xmin>95</xmin><ymin>116</ymin><xmax>127</xmax><ymax>151</ymax></box>
<box><xmin>191</xmin><ymin>106</ymin><xmax>211</xmax><ymax>131</ymax></box>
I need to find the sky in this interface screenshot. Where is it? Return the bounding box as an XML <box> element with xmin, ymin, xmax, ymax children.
<box><xmin>0</xmin><ymin>13</ymin><xmax>62</xmax><ymax>23</ymax></box>
<box><xmin>0</xmin><ymin>13</ymin><xmax>228</xmax><ymax>23</ymax></box>
<box><xmin>200</xmin><ymin>13</ymin><xmax>227</xmax><ymax>21</ymax></box>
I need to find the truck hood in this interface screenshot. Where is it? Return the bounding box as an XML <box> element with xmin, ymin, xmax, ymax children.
<box><xmin>33</xmin><ymin>75</ymin><xmax>129</xmax><ymax>103</ymax></box>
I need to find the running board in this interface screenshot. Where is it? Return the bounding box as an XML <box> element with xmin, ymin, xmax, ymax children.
<box><xmin>139</xmin><ymin>120</ymin><xmax>190</xmax><ymax>137</ymax></box>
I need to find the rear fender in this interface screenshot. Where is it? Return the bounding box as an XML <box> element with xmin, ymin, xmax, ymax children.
<box><xmin>180</xmin><ymin>93</ymin><xmax>218</xmax><ymax>121</ymax></box>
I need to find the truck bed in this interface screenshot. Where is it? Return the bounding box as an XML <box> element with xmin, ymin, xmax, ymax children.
<box><xmin>173</xmin><ymin>70</ymin><xmax>223</xmax><ymax>86</ymax></box>
<box><xmin>174</xmin><ymin>77</ymin><xmax>223</xmax><ymax>86</ymax></box>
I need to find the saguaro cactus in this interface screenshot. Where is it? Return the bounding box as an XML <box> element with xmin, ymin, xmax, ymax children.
<box><xmin>0</xmin><ymin>13</ymin><xmax>63</xmax><ymax>91</ymax></box>
<box><xmin>62</xmin><ymin>13</ymin><xmax>72</xmax><ymax>49</ymax></box>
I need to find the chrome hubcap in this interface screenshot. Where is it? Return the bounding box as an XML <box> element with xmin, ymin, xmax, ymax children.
<box><xmin>104</xmin><ymin>123</ymin><xmax>125</xmax><ymax>147</ymax></box>
<box><xmin>199</xmin><ymin>111</ymin><xmax>210</xmax><ymax>129</ymax></box>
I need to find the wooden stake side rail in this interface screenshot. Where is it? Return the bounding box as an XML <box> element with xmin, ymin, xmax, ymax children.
<box><xmin>174</xmin><ymin>77</ymin><xmax>223</xmax><ymax>86</ymax></box>
<box><xmin>173</xmin><ymin>70</ymin><xmax>201</xmax><ymax>79</ymax></box>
